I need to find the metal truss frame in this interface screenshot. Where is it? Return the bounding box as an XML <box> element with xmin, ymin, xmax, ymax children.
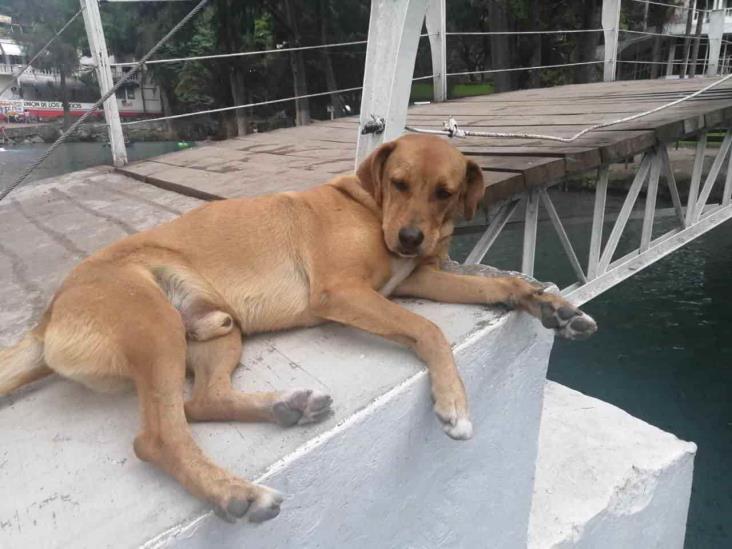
<box><xmin>463</xmin><ymin>130</ymin><xmax>732</xmax><ymax>306</ymax></box>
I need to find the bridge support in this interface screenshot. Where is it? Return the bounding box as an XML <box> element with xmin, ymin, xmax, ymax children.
<box><xmin>602</xmin><ymin>0</ymin><xmax>621</xmax><ymax>82</ymax></box>
<box><xmin>707</xmin><ymin>8</ymin><xmax>726</xmax><ymax>76</ymax></box>
<box><xmin>464</xmin><ymin>130</ymin><xmax>732</xmax><ymax>306</ymax></box>
<box><xmin>81</xmin><ymin>0</ymin><xmax>127</xmax><ymax>167</ymax></box>
<box><xmin>426</xmin><ymin>0</ymin><xmax>447</xmax><ymax>102</ymax></box>
<box><xmin>356</xmin><ymin>0</ymin><xmax>429</xmax><ymax>165</ymax></box>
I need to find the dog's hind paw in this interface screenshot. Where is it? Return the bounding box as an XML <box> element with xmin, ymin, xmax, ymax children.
<box><xmin>273</xmin><ymin>389</ymin><xmax>333</xmax><ymax>427</ymax></box>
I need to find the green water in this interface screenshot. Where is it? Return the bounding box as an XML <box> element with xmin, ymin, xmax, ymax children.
<box><xmin>0</xmin><ymin>141</ymin><xmax>187</xmax><ymax>187</ymax></box>
<box><xmin>452</xmin><ymin>200</ymin><xmax>732</xmax><ymax>548</ymax></box>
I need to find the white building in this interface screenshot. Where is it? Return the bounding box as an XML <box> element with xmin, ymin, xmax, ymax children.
<box><xmin>0</xmin><ymin>27</ymin><xmax>162</xmax><ymax>122</ymax></box>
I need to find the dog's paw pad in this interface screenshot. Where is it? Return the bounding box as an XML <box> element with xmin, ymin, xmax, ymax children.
<box><xmin>273</xmin><ymin>389</ymin><xmax>333</xmax><ymax>427</ymax></box>
<box><xmin>541</xmin><ymin>302</ymin><xmax>597</xmax><ymax>340</ymax></box>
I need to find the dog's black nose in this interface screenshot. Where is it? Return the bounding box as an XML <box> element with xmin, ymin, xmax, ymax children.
<box><xmin>398</xmin><ymin>227</ymin><xmax>424</xmax><ymax>251</ymax></box>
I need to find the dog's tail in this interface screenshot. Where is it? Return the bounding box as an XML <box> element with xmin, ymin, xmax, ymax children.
<box><xmin>0</xmin><ymin>332</ymin><xmax>52</xmax><ymax>397</ymax></box>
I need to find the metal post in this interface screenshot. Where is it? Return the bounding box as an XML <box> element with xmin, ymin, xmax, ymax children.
<box><xmin>666</xmin><ymin>42</ymin><xmax>677</xmax><ymax>77</ymax></box>
<box><xmin>522</xmin><ymin>189</ymin><xmax>539</xmax><ymax>276</ymax></box>
<box><xmin>425</xmin><ymin>0</ymin><xmax>447</xmax><ymax>102</ymax></box>
<box><xmin>707</xmin><ymin>8</ymin><xmax>725</xmax><ymax>76</ymax></box>
<box><xmin>81</xmin><ymin>0</ymin><xmax>127</xmax><ymax>167</ymax></box>
<box><xmin>688</xmin><ymin>0</ymin><xmax>705</xmax><ymax>77</ymax></box>
<box><xmin>681</xmin><ymin>0</ymin><xmax>696</xmax><ymax>78</ymax></box>
<box><xmin>356</xmin><ymin>0</ymin><xmax>429</xmax><ymax>166</ymax></box>
<box><xmin>602</xmin><ymin>0</ymin><xmax>621</xmax><ymax>82</ymax></box>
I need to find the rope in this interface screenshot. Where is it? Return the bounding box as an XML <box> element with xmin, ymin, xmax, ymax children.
<box><xmin>110</xmin><ymin>39</ymin><xmax>368</xmax><ymax>67</ymax></box>
<box><xmin>447</xmin><ymin>60</ymin><xmax>602</xmax><ymax>78</ymax></box>
<box><xmin>405</xmin><ymin>73</ymin><xmax>732</xmax><ymax>144</ymax></box>
<box><xmin>0</xmin><ymin>6</ymin><xmax>85</xmax><ymax>99</ymax></box>
<box><xmin>0</xmin><ymin>0</ymin><xmax>210</xmax><ymax>202</ymax></box>
<box><xmin>447</xmin><ymin>29</ymin><xmax>603</xmax><ymax>36</ymax></box>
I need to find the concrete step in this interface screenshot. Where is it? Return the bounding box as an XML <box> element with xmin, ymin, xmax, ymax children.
<box><xmin>530</xmin><ymin>382</ymin><xmax>697</xmax><ymax>549</ymax></box>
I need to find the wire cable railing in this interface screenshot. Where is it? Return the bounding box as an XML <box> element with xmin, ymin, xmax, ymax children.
<box><xmin>0</xmin><ymin>0</ymin><xmax>210</xmax><ymax>202</ymax></box>
<box><xmin>447</xmin><ymin>29</ymin><xmax>603</xmax><ymax>36</ymax></box>
<box><xmin>109</xmin><ymin>39</ymin><xmax>369</xmax><ymax>67</ymax></box>
<box><xmin>4</xmin><ymin>0</ymin><xmax>731</xmax><ymax>202</ymax></box>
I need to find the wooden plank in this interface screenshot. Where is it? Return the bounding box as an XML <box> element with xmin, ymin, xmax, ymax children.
<box><xmin>470</xmin><ymin>155</ymin><xmax>566</xmax><ymax>187</ymax></box>
<box><xmin>480</xmin><ymin>170</ymin><xmax>526</xmax><ymax>204</ymax></box>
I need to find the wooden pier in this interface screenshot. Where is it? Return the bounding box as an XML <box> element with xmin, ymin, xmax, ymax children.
<box><xmin>118</xmin><ymin>78</ymin><xmax>732</xmax><ymax>206</ymax></box>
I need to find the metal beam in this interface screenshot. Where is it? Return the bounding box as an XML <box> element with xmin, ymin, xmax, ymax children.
<box><xmin>640</xmin><ymin>149</ymin><xmax>662</xmax><ymax>252</ymax></box>
<box><xmin>564</xmin><ymin>203</ymin><xmax>732</xmax><ymax>306</ymax></box>
<box><xmin>658</xmin><ymin>144</ymin><xmax>686</xmax><ymax>228</ymax></box>
<box><xmin>686</xmin><ymin>131</ymin><xmax>707</xmax><ymax>226</ymax></box>
<box><xmin>81</xmin><ymin>0</ymin><xmax>127</xmax><ymax>167</ymax></box>
<box><xmin>522</xmin><ymin>189</ymin><xmax>539</xmax><ymax>276</ymax></box>
<box><xmin>463</xmin><ymin>200</ymin><xmax>519</xmax><ymax>265</ymax></box>
<box><xmin>694</xmin><ymin>130</ymin><xmax>732</xmax><ymax>222</ymax></box>
<box><xmin>598</xmin><ymin>153</ymin><xmax>652</xmax><ymax>274</ymax></box>
<box><xmin>539</xmin><ymin>189</ymin><xmax>587</xmax><ymax>284</ymax></box>
<box><xmin>587</xmin><ymin>166</ymin><xmax>609</xmax><ymax>279</ymax></box>
<box><xmin>724</xmin><ymin>146</ymin><xmax>732</xmax><ymax>207</ymax></box>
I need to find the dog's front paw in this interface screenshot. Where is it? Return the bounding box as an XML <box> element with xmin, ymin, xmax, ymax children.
<box><xmin>433</xmin><ymin>386</ymin><xmax>473</xmax><ymax>441</ymax></box>
<box><xmin>539</xmin><ymin>300</ymin><xmax>597</xmax><ymax>340</ymax></box>
<box><xmin>273</xmin><ymin>389</ymin><xmax>333</xmax><ymax>427</ymax></box>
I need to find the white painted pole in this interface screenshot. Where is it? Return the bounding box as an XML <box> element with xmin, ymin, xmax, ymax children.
<box><xmin>81</xmin><ymin>0</ymin><xmax>127</xmax><ymax>167</ymax></box>
<box><xmin>602</xmin><ymin>0</ymin><xmax>621</xmax><ymax>82</ymax></box>
<box><xmin>522</xmin><ymin>189</ymin><xmax>539</xmax><ymax>276</ymax></box>
<box><xmin>425</xmin><ymin>0</ymin><xmax>447</xmax><ymax>102</ymax></box>
<box><xmin>707</xmin><ymin>9</ymin><xmax>725</xmax><ymax>76</ymax></box>
<box><xmin>356</xmin><ymin>0</ymin><xmax>429</xmax><ymax>166</ymax></box>
<box><xmin>666</xmin><ymin>42</ymin><xmax>677</xmax><ymax>77</ymax></box>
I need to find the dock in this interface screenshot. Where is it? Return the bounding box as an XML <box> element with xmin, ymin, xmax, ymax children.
<box><xmin>118</xmin><ymin>78</ymin><xmax>732</xmax><ymax>206</ymax></box>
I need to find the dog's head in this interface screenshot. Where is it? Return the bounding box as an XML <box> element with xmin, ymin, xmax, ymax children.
<box><xmin>357</xmin><ymin>134</ymin><xmax>484</xmax><ymax>258</ymax></box>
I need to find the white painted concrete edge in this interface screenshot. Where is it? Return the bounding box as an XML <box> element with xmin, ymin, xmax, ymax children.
<box><xmin>530</xmin><ymin>381</ymin><xmax>697</xmax><ymax>549</ymax></box>
<box><xmin>144</xmin><ymin>311</ymin><xmax>552</xmax><ymax>549</ymax></box>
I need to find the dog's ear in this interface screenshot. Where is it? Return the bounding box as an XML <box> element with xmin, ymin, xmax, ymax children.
<box><xmin>356</xmin><ymin>141</ymin><xmax>396</xmax><ymax>206</ymax></box>
<box><xmin>461</xmin><ymin>159</ymin><xmax>485</xmax><ymax>220</ymax></box>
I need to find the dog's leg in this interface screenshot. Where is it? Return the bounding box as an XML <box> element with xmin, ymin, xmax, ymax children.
<box><xmin>184</xmin><ymin>329</ymin><xmax>333</xmax><ymax>426</ymax></box>
<box><xmin>131</xmin><ymin>332</ymin><xmax>284</xmax><ymax>523</ymax></box>
<box><xmin>313</xmin><ymin>284</ymin><xmax>472</xmax><ymax>440</ymax></box>
<box><xmin>394</xmin><ymin>266</ymin><xmax>597</xmax><ymax>340</ymax></box>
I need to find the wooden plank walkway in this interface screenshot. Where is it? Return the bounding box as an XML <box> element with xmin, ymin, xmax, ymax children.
<box><xmin>118</xmin><ymin>77</ymin><xmax>732</xmax><ymax>205</ymax></box>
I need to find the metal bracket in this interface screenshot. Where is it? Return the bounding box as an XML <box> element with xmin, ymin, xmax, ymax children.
<box><xmin>361</xmin><ymin>114</ymin><xmax>386</xmax><ymax>135</ymax></box>
<box><xmin>443</xmin><ymin>117</ymin><xmax>465</xmax><ymax>138</ymax></box>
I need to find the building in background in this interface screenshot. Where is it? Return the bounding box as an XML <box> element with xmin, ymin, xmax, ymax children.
<box><xmin>0</xmin><ymin>14</ymin><xmax>161</xmax><ymax>122</ymax></box>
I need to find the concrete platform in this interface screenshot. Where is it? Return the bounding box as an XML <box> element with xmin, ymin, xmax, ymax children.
<box><xmin>0</xmin><ymin>169</ymin><xmax>551</xmax><ymax>548</ymax></box>
<box><xmin>0</xmin><ymin>168</ymin><xmax>696</xmax><ymax>548</ymax></box>
<box><xmin>530</xmin><ymin>382</ymin><xmax>696</xmax><ymax>549</ymax></box>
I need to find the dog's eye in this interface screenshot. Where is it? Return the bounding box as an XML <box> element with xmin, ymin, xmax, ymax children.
<box><xmin>392</xmin><ymin>179</ymin><xmax>409</xmax><ymax>192</ymax></box>
<box><xmin>435</xmin><ymin>187</ymin><xmax>453</xmax><ymax>200</ymax></box>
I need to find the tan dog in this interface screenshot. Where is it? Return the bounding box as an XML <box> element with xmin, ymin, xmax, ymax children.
<box><xmin>0</xmin><ymin>134</ymin><xmax>596</xmax><ymax>523</ymax></box>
